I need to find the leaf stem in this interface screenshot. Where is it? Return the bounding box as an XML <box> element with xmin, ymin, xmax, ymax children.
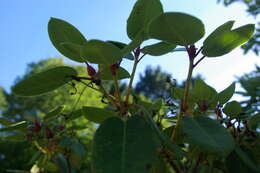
<box><xmin>99</xmin><ymin>84</ymin><xmax>118</xmax><ymax>107</ymax></box>
<box><xmin>113</xmin><ymin>74</ymin><xmax>122</xmax><ymax>104</ymax></box>
<box><xmin>193</xmin><ymin>55</ymin><xmax>206</xmax><ymax>68</ymax></box>
<box><xmin>171</xmin><ymin>48</ymin><xmax>195</xmax><ymax>140</ymax></box>
<box><xmin>125</xmin><ymin>54</ymin><xmax>142</xmax><ymax>104</ymax></box>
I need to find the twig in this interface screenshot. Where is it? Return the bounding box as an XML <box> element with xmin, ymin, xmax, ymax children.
<box><xmin>193</xmin><ymin>55</ymin><xmax>206</xmax><ymax>68</ymax></box>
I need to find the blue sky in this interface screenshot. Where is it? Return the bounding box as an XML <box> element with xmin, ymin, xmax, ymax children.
<box><xmin>0</xmin><ymin>0</ymin><xmax>259</xmax><ymax>94</ymax></box>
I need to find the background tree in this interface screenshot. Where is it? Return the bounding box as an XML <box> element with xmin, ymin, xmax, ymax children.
<box><xmin>0</xmin><ymin>57</ymin><xmax>106</xmax><ymax>172</ymax></box>
<box><xmin>218</xmin><ymin>0</ymin><xmax>260</xmax><ymax>55</ymax></box>
<box><xmin>237</xmin><ymin>65</ymin><xmax>260</xmax><ymax>115</ymax></box>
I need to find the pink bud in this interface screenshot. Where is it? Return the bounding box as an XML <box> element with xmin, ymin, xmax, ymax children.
<box><xmin>46</xmin><ymin>128</ymin><xmax>54</xmax><ymax>139</ymax></box>
<box><xmin>32</xmin><ymin>120</ymin><xmax>42</xmax><ymax>133</ymax></box>
<box><xmin>187</xmin><ymin>45</ymin><xmax>196</xmax><ymax>58</ymax></box>
<box><xmin>134</xmin><ymin>47</ymin><xmax>141</xmax><ymax>57</ymax></box>
<box><xmin>110</xmin><ymin>63</ymin><xmax>119</xmax><ymax>76</ymax></box>
<box><xmin>57</xmin><ymin>125</ymin><xmax>65</xmax><ymax>131</ymax></box>
<box><xmin>86</xmin><ymin>63</ymin><xmax>96</xmax><ymax>77</ymax></box>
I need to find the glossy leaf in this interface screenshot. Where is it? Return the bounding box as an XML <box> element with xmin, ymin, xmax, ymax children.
<box><xmin>81</xmin><ymin>40</ymin><xmax>122</xmax><ymax>65</ymax></box>
<box><xmin>127</xmin><ymin>0</ymin><xmax>163</xmax><ymax>40</ymax></box>
<box><xmin>0</xmin><ymin>121</ymin><xmax>27</xmax><ymax>132</ymax></box>
<box><xmin>203</xmin><ymin>23</ymin><xmax>255</xmax><ymax>57</ymax></box>
<box><xmin>107</xmin><ymin>41</ymin><xmax>135</xmax><ymax>60</ymax></box>
<box><xmin>92</xmin><ymin>116</ymin><xmax>160</xmax><ymax>173</ymax></box>
<box><xmin>48</xmin><ymin>18</ymin><xmax>87</xmax><ymax>62</ymax></box>
<box><xmin>218</xmin><ymin>82</ymin><xmax>236</xmax><ymax>104</ymax></box>
<box><xmin>148</xmin><ymin>12</ymin><xmax>205</xmax><ymax>46</ymax></box>
<box><xmin>141</xmin><ymin>42</ymin><xmax>176</xmax><ymax>56</ymax></box>
<box><xmin>181</xmin><ymin>116</ymin><xmax>235</xmax><ymax>156</ymax></box>
<box><xmin>223</xmin><ymin>101</ymin><xmax>242</xmax><ymax>118</ymax></box>
<box><xmin>12</xmin><ymin>66</ymin><xmax>77</xmax><ymax>96</ymax></box>
<box><xmin>44</xmin><ymin>105</ymin><xmax>65</xmax><ymax>121</ymax></box>
<box><xmin>98</xmin><ymin>65</ymin><xmax>130</xmax><ymax>80</ymax></box>
<box><xmin>82</xmin><ymin>106</ymin><xmax>117</xmax><ymax>124</ymax></box>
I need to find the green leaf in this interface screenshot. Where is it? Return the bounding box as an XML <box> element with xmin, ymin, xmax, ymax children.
<box><xmin>48</xmin><ymin>18</ymin><xmax>87</xmax><ymax>62</ymax></box>
<box><xmin>107</xmin><ymin>41</ymin><xmax>135</xmax><ymax>60</ymax></box>
<box><xmin>1</xmin><ymin>134</ymin><xmax>26</xmax><ymax>142</ymax></box>
<box><xmin>148</xmin><ymin>12</ymin><xmax>205</xmax><ymax>46</ymax></box>
<box><xmin>98</xmin><ymin>65</ymin><xmax>130</xmax><ymax>80</ymax></box>
<box><xmin>0</xmin><ymin>118</ymin><xmax>13</xmax><ymax>126</ymax></box>
<box><xmin>203</xmin><ymin>23</ymin><xmax>255</xmax><ymax>57</ymax></box>
<box><xmin>181</xmin><ymin>116</ymin><xmax>235</xmax><ymax>156</ymax></box>
<box><xmin>82</xmin><ymin>106</ymin><xmax>117</xmax><ymax>124</ymax></box>
<box><xmin>223</xmin><ymin>101</ymin><xmax>242</xmax><ymax>118</ymax></box>
<box><xmin>141</xmin><ymin>42</ymin><xmax>176</xmax><ymax>56</ymax></box>
<box><xmin>55</xmin><ymin>153</ymin><xmax>69</xmax><ymax>173</ymax></box>
<box><xmin>44</xmin><ymin>105</ymin><xmax>65</xmax><ymax>121</ymax></box>
<box><xmin>81</xmin><ymin>40</ymin><xmax>123</xmax><ymax>65</ymax></box>
<box><xmin>71</xmin><ymin>140</ymin><xmax>86</xmax><ymax>157</ymax></box>
<box><xmin>226</xmin><ymin>147</ymin><xmax>259</xmax><ymax>173</ymax></box>
<box><xmin>12</xmin><ymin>66</ymin><xmax>77</xmax><ymax>96</ymax></box>
<box><xmin>248</xmin><ymin>113</ymin><xmax>260</xmax><ymax>131</ymax></box>
<box><xmin>192</xmin><ymin>79</ymin><xmax>218</xmax><ymax>104</ymax></box>
<box><xmin>121</xmin><ymin>33</ymin><xmax>145</xmax><ymax>57</ymax></box>
<box><xmin>218</xmin><ymin>82</ymin><xmax>236</xmax><ymax>104</ymax></box>
<box><xmin>127</xmin><ymin>0</ymin><xmax>163</xmax><ymax>40</ymax></box>
<box><xmin>92</xmin><ymin>116</ymin><xmax>160</xmax><ymax>173</ymax></box>
<box><xmin>0</xmin><ymin>121</ymin><xmax>27</xmax><ymax>132</ymax></box>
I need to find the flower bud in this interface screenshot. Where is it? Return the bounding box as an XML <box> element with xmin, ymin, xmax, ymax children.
<box><xmin>134</xmin><ymin>47</ymin><xmax>141</xmax><ymax>57</ymax></box>
<box><xmin>110</xmin><ymin>63</ymin><xmax>119</xmax><ymax>76</ymax></box>
<box><xmin>187</xmin><ymin>45</ymin><xmax>196</xmax><ymax>58</ymax></box>
<box><xmin>57</xmin><ymin>125</ymin><xmax>65</xmax><ymax>131</ymax></box>
<box><xmin>32</xmin><ymin>120</ymin><xmax>42</xmax><ymax>133</ymax></box>
<box><xmin>46</xmin><ymin>128</ymin><xmax>54</xmax><ymax>139</ymax></box>
<box><xmin>86</xmin><ymin>63</ymin><xmax>96</xmax><ymax>77</ymax></box>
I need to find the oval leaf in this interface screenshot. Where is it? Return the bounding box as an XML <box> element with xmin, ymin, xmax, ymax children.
<box><xmin>181</xmin><ymin>116</ymin><xmax>235</xmax><ymax>156</ymax></box>
<box><xmin>0</xmin><ymin>121</ymin><xmax>27</xmax><ymax>132</ymax></box>
<box><xmin>203</xmin><ymin>23</ymin><xmax>255</xmax><ymax>57</ymax></box>
<box><xmin>12</xmin><ymin>66</ymin><xmax>77</xmax><ymax>96</ymax></box>
<box><xmin>48</xmin><ymin>18</ymin><xmax>87</xmax><ymax>62</ymax></box>
<box><xmin>82</xmin><ymin>106</ymin><xmax>117</xmax><ymax>124</ymax></box>
<box><xmin>127</xmin><ymin>0</ymin><xmax>163</xmax><ymax>40</ymax></box>
<box><xmin>218</xmin><ymin>82</ymin><xmax>236</xmax><ymax>105</ymax></box>
<box><xmin>92</xmin><ymin>116</ymin><xmax>160</xmax><ymax>173</ymax></box>
<box><xmin>148</xmin><ymin>12</ymin><xmax>205</xmax><ymax>46</ymax></box>
<box><xmin>223</xmin><ymin>101</ymin><xmax>242</xmax><ymax>118</ymax></box>
<box><xmin>107</xmin><ymin>41</ymin><xmax>135</xmax><ymax>60</ymax></box>
<box><xmin>81</xmin><ymin>40</ymin><xmax>122</xmax><ymax>65</ymax></box>
<box><xmin>98</xmin><ymin>65</ymin><xmax>130</xmax><ymax>80</ymax></box>
<box><xmin>141</xmin><ymin>42</ymin><xmax>176</xmax><ymax>56</ymax></box>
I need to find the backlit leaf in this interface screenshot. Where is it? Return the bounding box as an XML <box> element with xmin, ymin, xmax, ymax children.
<box><xmin>148</xmin><ymin>12</ymin><xmax>205</xmax><ymax>46</ymax></box>
<box><xmin>12</xmin><ymin>66</ymin><xmax>77</xmax><ymax>96</ymax></box>
<box><xmin>48</xmin><ymin>18</ymin><xmax>87</xmax><ymax>62</ymax></box>
<box><xmin>141</xmin><ymin>42</ymin><xmax>176</xmax><ymax>56</ymax></box>
<box><xmin>81</xmin><ymin>40</ymin><xmax>122</xmax><ymax>65</ymax></box>
<box><xmin>127</xmin><ymin>0</ymin><xmax>163</xmax><ymax>40</ymax></box>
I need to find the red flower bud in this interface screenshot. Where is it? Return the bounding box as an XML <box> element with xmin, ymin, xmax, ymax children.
<box><xmin>26</xmin><ymin>135</ymin><xmax>33</xmax><ymax>141</ymax></box>
<box><xmin>46</xmin><ymin>128</ymin><xmax>54</xmax><ymax>139</ymax></box>
<box><xmin>86</xmin><ymin>63</ymin><xmax>96</xmax><ymax>77</ymax></box>
<box><xmin>32</xmin><ymin>120</ymin><xmax>42</xmax><ymax>133</ymax></box>
<box><xmin>57</xmin><ymin>125</ymin><xmax>65</xmax><ymax>131</ymax></box>
<box><xmin>198</xmin><ymin>103</ymin><xmax>208</xmax><ymax>111</ymax></box>
<box><xmin>134</xmin><ymin>47</ymin><xmax>141</xmax><ymax>57</ymax></box>
<box><xmin>110</xmin><ymin>63</ymin><xmax>119</xmax><ymax>76</ymax></box>
<box><xmin>187</xmin><ymin>45</ymin><xmax>196</xmax><ymax>58</ymax></box>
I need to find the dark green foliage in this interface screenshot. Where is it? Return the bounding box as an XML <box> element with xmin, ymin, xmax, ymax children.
<box><xmin>92</xmin><ymin>116</ymin><xmax>160</xmax><ymax>173</ymax></box>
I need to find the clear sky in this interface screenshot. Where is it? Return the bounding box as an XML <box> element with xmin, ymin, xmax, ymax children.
<box><xmin>0</xmin><ymin>0</ymin><xmax>259</xmax><ymax>94</ymax></box>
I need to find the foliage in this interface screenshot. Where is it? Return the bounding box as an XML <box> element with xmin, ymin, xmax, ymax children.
<box><xmin>1</xmin><ymin>0</ymin><xmax>258</xmax><ymax>173</ymax></box>
<box><xmin>218</xmin><ymin>0</ymin><xmax>260</xmax><ymax>55</ymax></box>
